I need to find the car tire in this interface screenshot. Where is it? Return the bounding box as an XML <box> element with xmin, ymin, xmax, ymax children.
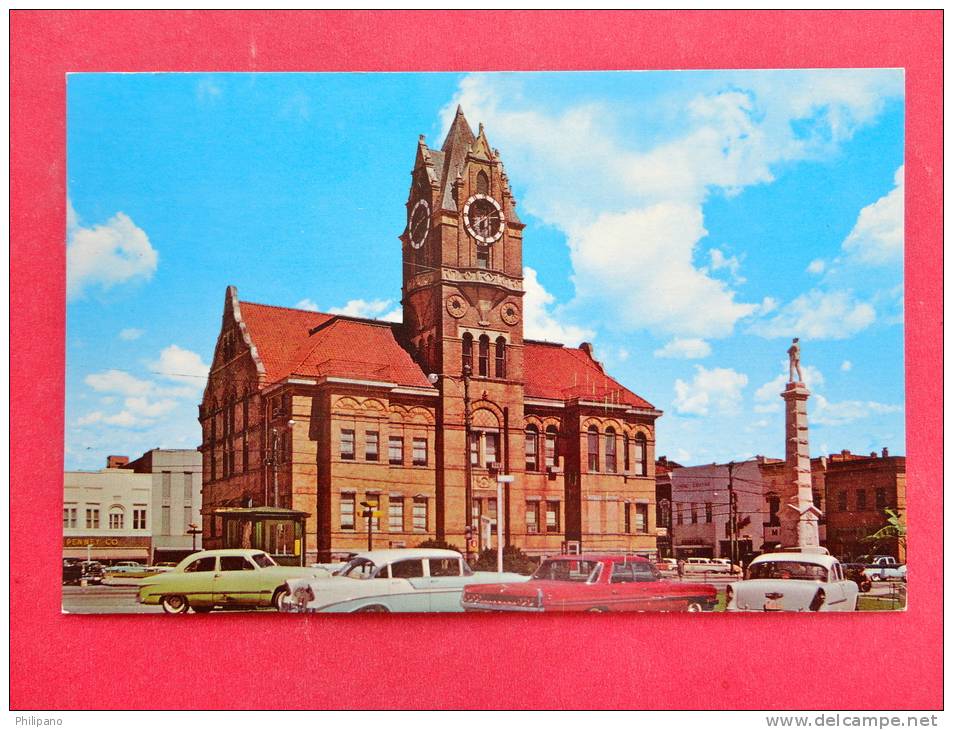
<box><xmin>355</xmin><ymin>604</ymin><xmax>390</xmax><ymax>613</ymax></box>
<box><xmin>272</xmin><ymin>587</ymin><xmax>291</xmax><ymax>610</ymax></box>
<box><xmin>686</xmin><ymin>602</ymin><xmax>705</xmax><ymax>612</ymax></box>
<box><xmin>161</xmin><ymin>595</ymin><xmax>189</xmax><ymax>614</ymax></box>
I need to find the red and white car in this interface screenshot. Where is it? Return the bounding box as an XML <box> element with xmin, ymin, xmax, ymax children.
<box><xmin>461</xmin><ymin>554</ymin><xmax>718</xmax><ymax>613</ymax></box>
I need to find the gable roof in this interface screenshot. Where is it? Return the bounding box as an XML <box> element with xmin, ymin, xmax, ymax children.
<box><xmin>523</xmin><ymin>340</ymin><xmax>655</xmax><ymax>410</ymax></box>
<box><xmin>238</xmin><ymin>301</ymin><xmax>432</xmax><ymax>389</ymax></box>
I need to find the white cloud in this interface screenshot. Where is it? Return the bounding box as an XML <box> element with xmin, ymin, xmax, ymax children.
<box><xmin>67</xmin><ymin>211</ymin><xmax>158</xmax><ymax>299</ymax></box>
<box><xmin>841</xmin><ymin>360</ymin><xmax>853</xmax><ymax>372</ymax></box>
<box><xmin>841</xmin><ymin>165</ymin><xmax>904</xmax><ymax>266</ymax></box>
<box><xmin>812</xmin><ymin>394</ymin><xmax>902</xmax><ymax>427</ymax></box>
<box><xmin>749</xmin><ymin>289</ymin><xmax>875</xmax><ymax>340</ymax></box>
<box><xmin>124</xmin><ymin>396</ymin><xmax>178</xmax><ymax>419</ymax></box>
<box><xmin>85</xmin><ymin>369</ymin><xmax>154</xmax><ymax>397</ymax></box>
<box><xmin>707</xmin><ymin>248</ymin><xmax>745</xmax><ymax>283</ymax></box>
<box><xmin>654</xmin><ymin>338</ymin><xmax>711</xmax><ymax>359</ymax></box>
<box><xmin>522</xmin><ymin>267</ymin><xmax>593</xmax><ymax>345</ymax></box>
<box><xmin>673</xmin><ymin>365</ymin><xmax>748</xmax><ymax>416</ymax></box>
<box><xmin>295</xmin><ymin>298</ymin><xmax>320</xmax><ymax>312</ymax></box>
<box><xmin>807</xmin><ymin>259</ymin><xmax>826</xmax><ymax>275</ymax></box>
<box><xmin>119</xmin><ymin>328</ymin><xmax>144</xmax><ymax>341</ymax></box>
<box><xmin>328</xmin><ymin>298</ymin><xmax>396</xmax><ymax>319</ymax></box>
<box><xmin>150</xmin><ymin>345</ymin><xmax>210</xmax><ymax>389</ymax></box>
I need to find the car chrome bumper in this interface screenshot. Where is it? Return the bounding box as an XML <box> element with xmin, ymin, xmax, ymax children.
<box><xmin>461</xmin><ymin>601</ymin><xmax>544</xmax><ymax>612</ymax></box>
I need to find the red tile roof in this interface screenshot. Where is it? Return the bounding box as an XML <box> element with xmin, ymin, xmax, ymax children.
<box><xmin>239</xmin><ymin>301</ymin><xmax>431</xmax><ymax>388</ymax></box>
<box><xmin>238</xmin><ymin>300</ymin><xmax>654</xmax><ymax>408</ymax></box>
<box><xmin>523</xmin><ymin>340</ymin><xmax>655</xmax><ymax>410</ymax></box>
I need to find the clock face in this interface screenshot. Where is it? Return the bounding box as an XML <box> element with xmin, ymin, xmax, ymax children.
<box><xmin>463</xmin><ymin>194</ymin><xmax>505</xmax><ymax>244</ymax></box>
<box><xmin>409</xmin><ymin>199</ymin><xmax>430</xmax><ymax>249</ymax></box>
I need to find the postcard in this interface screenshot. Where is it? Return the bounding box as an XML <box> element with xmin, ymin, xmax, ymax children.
<box><xmin>59</xmin><ymin>69</ymin><xmax>908</xmax><ymax>616</ymax></box>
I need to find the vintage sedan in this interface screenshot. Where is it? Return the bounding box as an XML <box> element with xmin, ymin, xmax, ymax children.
<box><xmin>726</xmin><ymin>551</ymin><xmax>859</xmax><ymax>612</ymax></box>
<box><xmin>138</xmin><ymin>549</ymin><xmax>331</xmax><ymax>614</ymax></box>
<box><xmin>461</xmin><ymin>555</ymin><xmax>719</xmax><ymax>612</ymax></box>
<box><xmin>279</xmin><ymin>548</ymin><xmax>530</xmax><ymax>613</ymax></box>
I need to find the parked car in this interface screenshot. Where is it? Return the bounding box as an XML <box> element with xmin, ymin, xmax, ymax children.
<box><xmin>62</xmin><ymin>559</ymin><xmax>83</xmax><ymax>586</ymax></box>
<box><xmin>280</xmin><ymin>548</ymin><xmax>530</xmax><ymax>613</ymax></box>
<box><xmin>859</xmin><ymin>556</ymin><xmax>906</xmax><ymax>582</ymax></box>
<box><xmin>682</xmin><ymin>557</ymin><xmax>738</xmax><ymax>574</ymax></box>
<box><xmin>80</xmin><ymin>561</ymin><xmax>104</xmax><ymax>584</ymax></box>
<box><xmin>726</xmin><ymin>551</ymin><xmax>859</xmax><ymax>612</ymax></box>
<box><xmin>461</xmin><ymin>554</ymin><xmax>719</xmax><ymax>612</ymax></box>
<box><xmin>655</xmin><ymin>558</ymin><xmax>678</xmax><ymax>575</ymax></box>
<box><xmin>137</xmin><ymin>549</ymin><xmax>331</xmax><ymax>614</ymax></box>
<box><xmin>151</xmin><ymin>562</ymin><xmax>178</xmax><ymax>572</ymax></box>
<box><xmin>841</xmin><ymin>563</ymin><xmax>873</xmax><ymax>593</ymax></box>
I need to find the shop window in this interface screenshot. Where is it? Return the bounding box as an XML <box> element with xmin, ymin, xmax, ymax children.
<box><xmin>340</xmin><ymin>494</ymin><xmax>355</xmax><ymax>530</ymax></box>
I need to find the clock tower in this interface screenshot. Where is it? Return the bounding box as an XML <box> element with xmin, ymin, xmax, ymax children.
<box><xmin>400</xmin><ymin>106</ymin><xmax>527</xmax><ymax>543</ymax></box>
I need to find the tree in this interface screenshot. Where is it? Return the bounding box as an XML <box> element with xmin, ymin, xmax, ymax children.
<box><xmin>415</xmin><ymin>538</ymin><xmax>463</xmax><ymax>554</ymax></box>
<box><xmin>862</xmin><ymin>508</ymin><xmax>906</xmax><ymax>555</ymax></box>
<box><xmin>471</xmin><ymin>545</ymin><xmax>538</xmax><ymax>575</ymax></box>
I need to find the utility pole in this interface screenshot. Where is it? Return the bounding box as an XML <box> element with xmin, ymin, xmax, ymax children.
<box><xmin>271</xmin><ymin>427</ymin><xmax>279</xmax><ymax>507</ymax></box>
<box><xmin>462</xmin><ymin>364</ymin><xmax>473</xmax><ymax>563</ymax></box>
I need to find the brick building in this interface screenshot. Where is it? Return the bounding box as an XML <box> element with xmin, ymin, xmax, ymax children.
<box><xmin>760</xmin><ymin>456</ymin><xmax>827</xmax><ymax>551</ymax></box>
<box><xmin>199</xmin><ymin>108</ymin><xmax>661</xmax><ymax>563</ymax></box>
<box><xmin>823</xmin><ymin>448</ymin><xmax>906</xmax><ymax>561</ymax></box>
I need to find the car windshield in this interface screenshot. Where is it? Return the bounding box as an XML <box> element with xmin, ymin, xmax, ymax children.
<box><xmin>251</xmin><ymin>552</ymin><xmax>277</xmax><ymax>568</ymax></box>
<box><xmin>748</xmin><ymin>560</ymin><xmax>828</xmax><ymax>581</ymax></box>
<box><xmin>532</xmin><ymin>559</ymin><xmax>601</xmax><ymax>582</ymax></box>
<box><xmin>340</xmin><ymin>557</ymin><xmax>380</xmax><ymax>579</ymax></box>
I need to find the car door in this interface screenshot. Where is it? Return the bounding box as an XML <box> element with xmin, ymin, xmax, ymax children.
<box><xmin>823</xmin><ymin>563</ymin><xmax>851</xmax><ymax>610</ymax></box>
<box><xmin>387</xmin><ymin>558</ymin><xmax>431</xmax><ymax>612</ymax></box>
<box><xmin>425</xmin><ymin>557</ymin><xmax>467</xmax><ymax>612</ymax></box>
<box><xmin>214</xmin><ymin>555</ymin><xmax>266</xmax><ymax>606</ymax></box>
<box><xmin>180</xmin><ymin>555</ymin><xmax>218</xmax><ymax>605</ymax></box>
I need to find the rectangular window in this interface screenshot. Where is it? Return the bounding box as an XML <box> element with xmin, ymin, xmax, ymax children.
<box><xmin>634</xmin><ymin>438</ymin><xmax>646</xmax><ymax>476</ymax></box>
<box><xmin>388</xmin><ymin>436</ymin><xmax>403</xmax><ymax>465</ymax></box>
<box><xmin>526</xmin><ymin>501</ymin><xmax>540</xmax><ymax>534</ymax></box>
<box><xmin>412</xmin><ymin>497</ymin><xmax>428</xmax><ymax>532</ymax></box>
<box><xmin>412</xmin><ymin>437</ymin><xmax>428</xmax><ymax>467</ymax></box>
<box><xmin>161</xmin><ymin>505</ymin><xmax>171</xmax><ymax>534</ymax></box>
<box><xmin>487</xmin><ymin>498</ymin><xmax>498</xmax><ymax>523</ymax></box>
<box><xmin>587</xmin><ymin>430</ymin><xmax>599</xmax><ymax>472</ymax></box>
<box><xmin>546</xmin><ymin>501</ymin><xmax>560</xmax><ymax>532</ymax></box>
<box><xmin>837</xmin><ymin>491</ymin><xmax>848</xmax><ymax>511</ymax></box>
<box><xmin>545</xmin><ymin>430</ymin><xmax>557</xmax><ymax>468</ymax></box>
<box><xmin>365</xmin><ymin>430</ymin><xmax>379</xmax><ymax>461</ymax></box>
<box><xmin>705</xmin><ymin>502</ymin><xmax>713</xmax><ymax>523</ymax></box>
<box><xmin>525</xmin><ymin>430</ymin><xmax>538</xmax><ymax>471</ymax></box>
<box><xmin>875</xmin><ymin>488</ymin><xmax>887</xmax><ymax>510</ymax></box>
<box><xmin>340</xmin><ymin>429</ymin><xmax>355</xmax><ymax>460</ymax></box>
<box><xmin>691</xmin><ymin>503</ymin><xmax>698</xmax><ymax>525</ymax></box>
<box><xmin>857</xmin><ymin>489</ymin><xmax>867</xmax><ymax>510</ymax></box>
<box><xmin>605</xmin><ymin>433</ymin><xmax>617</xmax><ymax>473</ymax></box>
<box><xmin>161</xmin><ymin>472</ymin><xmax>172</xmax><ymax>502</ymax></box>
<box><xmin>484</xmin><ymin>432</ymin><xmax>499</xmax><ymax>468</ymax></box>
<box><xmin>476</xmin><ymin>247</ymin><xmax>490</xmax><ymax>269</ymax></box>
<box><xmin>636</xmin><ymin>504</ymin><xmax>648</xmax><ymax>533</ymax></box>
<box><xmin>624</xmin><ymin>504</ymin><xmax>632</xmax><ymax>534</ymax></box>
<box><xmin>340</xmin><ymin>494</ymin><xmax>355</xmax><ymax>530</ymax></box>
<box><xmin>109</xmin><ymin>511</ymin><xmax>123</xmax><ymax>530</ymax></box>
<box><xmin>389</xmin><ymin>497</ymin><xmax>404</xmax><ymax>532</ymax></box>
<box><xmin>469</xmin><ymin>431</ymin><xmax>480</xmax><ymax>466</ymax></box>
<box><xmin>86</xmin><ymin>507</ymin><xmax>100</xmax><ymax>529</ymax></box>
<box><xmin>133</xmin><ymin>508</ymin><xmax>147</xmax><ymax>530</ymax></box>
<box><xmin>63</xmin><ymin>506</ymin><xmax>77</xmax><ymax>529</ymax></box>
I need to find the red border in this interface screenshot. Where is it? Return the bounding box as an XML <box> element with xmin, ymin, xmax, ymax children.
<box><xmin>11</xmin><ymin>11</ymin><xmax>942</xmax><ymax>710</ymax></box>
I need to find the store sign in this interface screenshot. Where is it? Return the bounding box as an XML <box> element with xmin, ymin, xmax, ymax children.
<box><xmin>64</xmin><ymin>536</ymin><xmax>151</xmax><ymax>548</ymax></box>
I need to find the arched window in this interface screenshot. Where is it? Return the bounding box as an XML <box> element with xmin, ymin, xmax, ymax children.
<box><xmin>525</xmin><ymin>426</ymin><xmax>539</xmax><ymax>471</ymax></box>
<box><xmin>605</xmin><ymin>427</ymin><xmax>617</xmax><ymax>473</ymax></box>
<box><xmin>623</xmin><ymin>434</ymin><xmax>631</xmax><ymax>473</ymax></box>
<box><xmin>495</xmin><ymin>337</ymin><xmax>506</xmax><ymax>378</ymax></box>
<box><xmin>108</xmin><ymin>505</ymin><xmax>125</xmax><ymax>530</ymax></box>
<box><xmin>476</xmin><ymin>170</ymin><xmax>489</xmax><ymax>195</ymax></box>
<box><xmin>634</xmin><ymin>434</ymin><xmax>647</xmax><ymax>476</ymax></box>
<box><xmin>587</xmin><ymin>426</ymin><xmax>600</xmax><ymax>472</ymax></box>
<box><xmin>462</xmin><ymin>333</ymin><xmax>473</xmax><ymax>374</ymax></box>
<box><xmin>545</xmin><ymin>426</ymin><xmax>558</xmax><ymax>469</ymax></box>
<box><xmin>478</xmin><ymin>335</ymin><xmax>490</xmax><ymax>377</ymax></box>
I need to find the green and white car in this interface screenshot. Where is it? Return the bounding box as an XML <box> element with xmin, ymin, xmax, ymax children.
<box><xmin>137</xmin><ymin>549</ymin><xmax>331</xmax><ymax>614</ymax></box>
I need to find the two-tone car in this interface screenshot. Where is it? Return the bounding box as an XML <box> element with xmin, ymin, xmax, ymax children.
<box><xmin>138</xmin><ymin>549</ymin><xmax>331</xmax><ymax>614</ymax></box>
<box><xmin>725</xmin><ymin>550</ymin><xmax>859</xmax><ymax>612</ymax></box>
<box><xmin>461</xmin><ymin>554</ymin><xmax>719</xmax><ymax>612</ymax></box>
<box><xmin>279</xmin><ymin>548</ymin><xmax>531</xmax><ymax>613</ymax></box>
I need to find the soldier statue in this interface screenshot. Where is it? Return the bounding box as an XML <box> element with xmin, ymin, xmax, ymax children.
<box><xmin>787</xmin><ymin>337</ymin><xmax>803</xmax><ymax>383</ymax></box>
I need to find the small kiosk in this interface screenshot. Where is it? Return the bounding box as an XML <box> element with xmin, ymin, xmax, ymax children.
<box><xmin>214</xmin><ymin>507</ymin><xmax>310</xmax><ymax>566</ymax></box>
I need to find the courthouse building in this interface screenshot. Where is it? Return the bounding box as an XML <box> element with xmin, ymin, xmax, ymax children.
<box><xmin>199</xmin><ymin>108</ymin><xmax>662</xmax><ymax>563</ymax></box>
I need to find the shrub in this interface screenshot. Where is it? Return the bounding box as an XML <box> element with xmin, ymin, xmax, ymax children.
<box><xmin>472</xmin><ymin>545</ymin><xmax>538</xmax><ymax>575</ymax></box>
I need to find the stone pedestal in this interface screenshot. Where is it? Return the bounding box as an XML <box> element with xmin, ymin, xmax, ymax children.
<box><xmin>781</xmin><ymin>382</ymin><xmax>822</xmax><ymax>548</ymax></box>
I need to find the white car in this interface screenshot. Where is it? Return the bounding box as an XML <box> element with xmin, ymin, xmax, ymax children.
<box><xmin>280</xmin><ymin>548</ymin><xmax>530</xmax><ymax>613</ymax></box>
<box><xmin>726</xmin><ymin>551</ymin><xmax>859</xmax><ymax>612</ymax></box>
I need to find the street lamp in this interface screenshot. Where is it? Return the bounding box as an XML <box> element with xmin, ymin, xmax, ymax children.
<box><xmin>428</xmin><ymin>364</ymin><xmax>473</xmax><ymax>562</ymax></box>
<box><xmin>187</xmin><ymin>522</ymin><xmax>202</xmax><ymax>552</ymax></box>
<box><xmin>269</xmin><ymin>419</ymin><xmax>296</xmax><ymax>507</ymax></box>
<box><xmin>495</xmin><ymin>473</ymin><xmax>515</xmax><ymax>574</ymax></box>
<box><xmin>360</xmin><ymin>501</ymin><xmax>378</xmax><ymax>551</ymax></box>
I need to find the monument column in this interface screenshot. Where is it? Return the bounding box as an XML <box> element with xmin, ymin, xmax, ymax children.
<box><xmin>780</xmin><ymin>338</ymin><xmax>822</xmax><ymax>548</ymax></box>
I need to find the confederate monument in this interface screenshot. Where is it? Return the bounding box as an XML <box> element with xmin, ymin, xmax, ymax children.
<box><xmin>781</xmin><ymin>337</ymin><xmax>822</xmax><ymax>548</ymax></box>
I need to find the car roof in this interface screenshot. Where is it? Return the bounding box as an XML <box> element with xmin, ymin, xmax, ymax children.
<box><xmin>546</xmin><ymin>554</ymin><xmax>652</xmax><ymax>563</ymax></box>
<box><xmin>183</xmin><ymin>549</ymin><xmax>270</xmax><ymax>558</ymax></box>
<box><xmin>751</xmin><ymin>552</ymin><xmax>839</xmax><ymax>568</ymax></box>
<box><xmin>349</xmin><ymin>548</ymin><xmax>463</xmax><ymax>562</ymax></box>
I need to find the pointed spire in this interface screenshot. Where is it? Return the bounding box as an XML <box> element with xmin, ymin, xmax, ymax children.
<box><xmin>442</xmin><ymin>105</ymin><xmax>476</xmax><ymax>153</ymax></box>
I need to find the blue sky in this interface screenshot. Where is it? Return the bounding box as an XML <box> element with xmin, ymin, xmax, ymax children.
<box><xmin>65</xmin><ymin>70</ymin><xmax>904</xmax><ymax>470</ymax></box>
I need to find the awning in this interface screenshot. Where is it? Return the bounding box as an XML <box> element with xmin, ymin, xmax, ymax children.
<box><xmin>63</xmin><ymin>547</ymin><xmax>150</xmax><ymax>560</ymax></box>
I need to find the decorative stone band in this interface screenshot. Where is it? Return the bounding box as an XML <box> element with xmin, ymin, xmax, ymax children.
<box><xmin>407</xmin><ymin>267</ymin><xmax>523</xmax><ymax>294</ymax></box>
